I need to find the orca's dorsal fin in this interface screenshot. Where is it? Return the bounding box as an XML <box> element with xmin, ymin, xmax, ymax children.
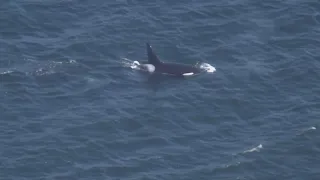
<box><xmin>146</xmin><ymin>43</ymin><xmax>162</xmax><ymax>65</ymax></box>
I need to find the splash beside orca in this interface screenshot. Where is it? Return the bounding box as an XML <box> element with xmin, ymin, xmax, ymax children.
<box><xmin>137</xmin><ymin>43</ymin><xmax>204</xmax><ymax>77</ymax></box>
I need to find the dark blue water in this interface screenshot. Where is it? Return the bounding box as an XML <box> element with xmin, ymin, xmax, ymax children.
<box><xmin>1</xmin><ymin>0</ymin><xmax>320</xmax><ymax>179</ymax></box>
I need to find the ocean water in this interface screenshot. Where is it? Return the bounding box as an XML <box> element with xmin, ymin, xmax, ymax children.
<box><xmin>1</xmin><ymin>0</ymin><xmax>320</xmax><ymax>179</ymax></box>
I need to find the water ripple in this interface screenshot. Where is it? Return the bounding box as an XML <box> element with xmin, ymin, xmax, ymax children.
<box><xmin>1</xmin><ymin>0</ymin><xmax>320</xmax><ymax>179</ymax></box>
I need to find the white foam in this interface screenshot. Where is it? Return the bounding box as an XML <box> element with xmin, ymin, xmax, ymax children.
<box><xmin>243</xmin><ymin>144</ymin><xmax>263</xmax><ymax>153</ymax></box>
<box><xmin>133</xmin><ymin>61</ymin><xmax>140</xmax><ymax>66</ymax></box>
<box><xmin>298</xmin><ymin>126</ymin><xmax>317</xmax><ymax>135</ymax></box>
<box><xmin>130</xmin><ymin>60</ymin><xmax>141</xmax><ymax>69</ymax></box>
<box><xmin>69</xmin><ymin>59</ymin><xmax>76</xmax><ymax>64</ymax></box>
<box><xmin>199</xmin><ymin>63</ymin><xmax>216</xmax><ymax>73</ymax></box>
<box><xmin>0</xmin><ymin>70</ymin><xmax>13</xmax><ymax>75</ymax></box>
<box><xmin>121</xmin><ymin>58</ymin><xmax>141</xmax><ymax>69</ymax></box>
<box><xmin>309</xmin><ymin>126</ymin><xmax>316</xmax><ymax>130</ymax></box>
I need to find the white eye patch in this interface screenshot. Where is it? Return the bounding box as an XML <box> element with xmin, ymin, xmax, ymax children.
<box><xmin>182</xmin><ymin>72</ymin><xmax>194</xmax><ymax>76</ymax></box>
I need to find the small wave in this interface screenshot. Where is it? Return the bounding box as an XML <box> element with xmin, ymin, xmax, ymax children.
<box><xmin>220</xmin><ymin>161</ymin><xmax>241</xmax><ymax>169</ymax></box>
<box><xmin>307</xmin><ymin>126</ymin><xmax>317</xmax><ymax>131</ymax></box>
<box><xmin>1</xmin><ymin>58</ymin><xmax>79</xmax><ymax>77</ymax></box>
<box><xmin>32</xmin><ymin>59</ymin><xmax>78</xmax><ymax>76</ymax></box>
<box><xmin>0</xmin><ymin>70</ymin><xmax>14</xmax><ymax>75</ymax></box>
<box><xmin>297</xmin><ymin>126</ymin><xmax>316</xmax><ymax>136</ymax></box>
<box><xmin>306</xmin><ymin>126</ymin><xmax>316</xmax><ymax>131</ymax></box>
<box><xmin>121</xmin><ymin>58</ymin><xmax>136</xmax><ymax>68</ymax></box>
<box><xmin>68</xmin><ymin>59</ymin><xmax>77</xmax><ymax>64</ymax></box>
<box><xmin>243</xmin><ymin>144</ymin><xmax>263</xmax><ymax>153</ymax></box>
<box><xmin>84</xmin><ymin>76</ymin><xmax>97</xmax><ymax>83</ymax></box>
<box><xmin>33</xmin><ymin>68</ymin><xmax>56</xmax><ymax>76</ymax></box>
<box><xmin>50</xmin><ymin>59</ymin><xmax>77</xmax><ymax>65</ymax></box>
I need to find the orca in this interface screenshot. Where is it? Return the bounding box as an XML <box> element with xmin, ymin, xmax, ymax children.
<box><xmin>137</xmin><ymin>43</ymin><xmax>204</xmax><ymax>77</ymax></box>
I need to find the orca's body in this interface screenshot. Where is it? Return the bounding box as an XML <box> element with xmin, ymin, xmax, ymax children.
<box><xmin>138</xmin><ymin>43</ymin><xmax>204</xmax><ymax>76</ymax></box>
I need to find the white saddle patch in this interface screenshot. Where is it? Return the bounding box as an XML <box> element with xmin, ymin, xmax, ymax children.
<box><xmin>199</xmin><ymin>63</ymin><xmax>216</xmax><ymax>73</ymax></box>
<box><xmin>182</xmin><ymin>72</ymin><xmax>194</xmax><ymax>76</ymax></box>
<box><xmin>140</xmin><ymin>64</ymin><xmax>155</xmax><ymax>73</ymax></box>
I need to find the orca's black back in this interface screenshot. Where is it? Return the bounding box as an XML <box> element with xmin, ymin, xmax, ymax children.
<box><xmin>156</xmin><ymin>63</ymin><xmax>202</xmax><ymax>75</ymax></box>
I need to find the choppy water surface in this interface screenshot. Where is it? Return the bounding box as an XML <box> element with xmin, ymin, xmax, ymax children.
<box><xmin>1</xmin><ymin>0</ymin><xmax>320</xmax><ymax>179</ymax></box>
